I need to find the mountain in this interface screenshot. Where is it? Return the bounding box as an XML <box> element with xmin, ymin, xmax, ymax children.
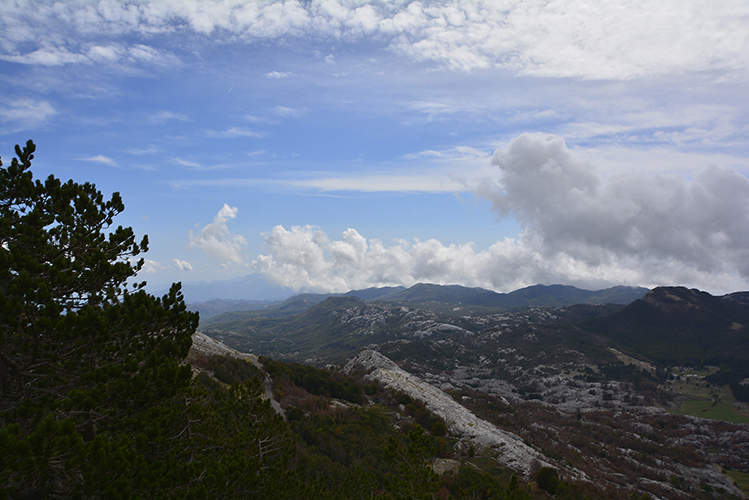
<box><xmin>385</xmin><ymin>283</ymin><xmax>649</xmax><ymax>310</ymax></box>
<box><xmin>344</xmin><ymin>285</ymin><xmax>407</xmax><ymax>300</ymax></box>
<box><xmin>198</xmin><ymin>289</ymin><xmax>749</xmax><ymax>499</ymax></box>
<box><xmin>580</xmin><ymin>286</ymin><xmax>749</xmax><ymax>365</ymax></box>
<box><xmin>151</xmin><ymin>273</ymin><xmax>296</xmax><ymax>303</ymax></box>
<box><xmin>186</xmin><ymin>298</ymin><xmax>281</xmax><ymax>319</ymax></box>
<box><xmin>196</xmin><ymin>282</ymin><xmax>649</xmax><ymax>323</ymax></box>
<box><xmin>197</xmin><ymin>283</ymin><xmax>651</xmax><ymax>358</ymax></box>
<box><xmin>201</xmin><ymin>296</ymin><xmax>381</xmax><ymax>363</ymax></box>
<box><xmin>724</xmin><ymin>291</ymin><xmax>749</xmax><ymax>306</ymax></box>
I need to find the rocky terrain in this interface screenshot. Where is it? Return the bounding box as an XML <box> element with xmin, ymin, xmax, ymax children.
<box><xmin>201</xmin><ymin>286</ymin><xmax>749</xmax><ymax>499</ymax></box>
<box><xmin>345</xmin><ymin>349</ymin><xmax>554</xmax><ymax>479</ymax></box>
<box><xmin>344</xmin><ymin>348</ymin><xmax>747</xmax><ymax>499</ymax></box>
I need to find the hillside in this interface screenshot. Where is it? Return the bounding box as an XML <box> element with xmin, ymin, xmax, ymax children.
<box><xmin>580</xmin><ymin>286</ymin><xmax>749</xmax><ymax>365</ymax></box>
<box><xmin>196</xmin><ymin>283</ymin><xmax>749</xmax><ymax>499</ymax></box>
<box><xmin>387</xmin><ymin>283</ymin><xmax>649</xmax><ymax>310</ymax></box>
<box><xmin>191</xmin><ymin>331</ymin><xmax>749</xmax><ymax>500</ymax></box>
<box><xmin>197</xmin><ymin>282</ymin><xmax>649</xmax><ymax>323</ymax></box>
<box><xmin>201</xmin><ymin>295</ymin><xmax>624</xmax><ymax>366</ymax></box>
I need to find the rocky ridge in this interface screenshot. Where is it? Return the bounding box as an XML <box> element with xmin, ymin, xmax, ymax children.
<box><xmin>188</xmin><ymin>332</ymin><xmax>284</xmax><ymax>417</ymax></box>
<box><xmin>345</xmin><ymin>349</ymin><xmax>557</xmax><ymax>479</ymax></box>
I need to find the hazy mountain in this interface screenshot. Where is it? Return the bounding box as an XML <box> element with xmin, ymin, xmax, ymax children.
<box><xmin>193</xmin><ymin>282</ymin><xmax>648</xmax><ymax>321</ymax></box>
<box><xmin>386</xmin><ymin>283</ymin><xmax>649</xmax><ymax>309</ymax></box>
<box><xmin>187</xmin><ymin>298</ymin><xmax>281</xmax><ymax>319</ymax></box>
<box><xmin>344</xmin><ymin>285</ymin><xmax>407</xmax><ymax>301</ymax></box>
<box><xmin>152</xmin><ymin>273</ymin><xmax>296</xmax><ymax>303</ymax></box>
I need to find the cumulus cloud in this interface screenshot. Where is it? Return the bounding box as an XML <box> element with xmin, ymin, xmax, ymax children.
<box><xmin>140</xmin><ymin>259</ymin><xmax>164</xmax><ymax>274</ymax></box>
<box><xmin>480</xmin><ymin>133</ymin><xmax>749</xmax><ymax>289</ymax></box>
<box><xmin>253</xmin><ymin>224</ymin><xmax>576</xmax><ymax>293</ymax></box>
<box><xmin>188</xmin><ymin>204</ymin><xmax>247</xmax><ymax>265</ymax></box>
<box><xmin>172</xmin><ymin>259</ymin><xmax>193</xmax><ymax>271</ymax></box>
<box><xmin>255</xmin><ymin>133</ymin><xmax>749</xmax><ymax>294</ymax></box>
<box><xmin>490</xmin><ymin>135</ymin><xmax>744</xmax><ymax>253</ymax></box>
<box><xmin>2</xmin><ymin>1</ymin><xmax>747</xmax><ymax>79</ymax></box>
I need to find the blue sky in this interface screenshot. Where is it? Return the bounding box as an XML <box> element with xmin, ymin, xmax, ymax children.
<box><xmin>2</xmin><ymin>1</ymin><xmax>749</xmax><ymax>296</ymax></box>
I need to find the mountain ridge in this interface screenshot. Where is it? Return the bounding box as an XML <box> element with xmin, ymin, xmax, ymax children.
<box><xmin>192</xmin><ymin>282</ymin><xmax>650</xmax><ymax>319</ymax></box>
<box><xmin>580</xmin><ymin>285</ymin><xmax>749</xmax><ymax>366</ymax></box>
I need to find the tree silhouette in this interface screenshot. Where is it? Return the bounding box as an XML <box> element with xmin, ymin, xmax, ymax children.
<box><xmin>0</xmin><ymin>141</ymin><xmax>300</xmax><ymax>499</ymax></box>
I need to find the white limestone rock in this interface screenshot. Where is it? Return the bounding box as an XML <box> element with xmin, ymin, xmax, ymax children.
<box><xmin>345</xmin><ymin>349</ymin><xmax>553</xmax><ymax>479</ymax></box>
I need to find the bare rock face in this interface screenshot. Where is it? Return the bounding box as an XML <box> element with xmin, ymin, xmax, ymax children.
<box><xmin>189</xmin><ymin>331</ymin><xmax>262</xmax><ymax>369</ymax></box>
<box><xmin>345</xmin><ymin>350</ymin><xmax>555</xmax><ymax>479</ymax></box>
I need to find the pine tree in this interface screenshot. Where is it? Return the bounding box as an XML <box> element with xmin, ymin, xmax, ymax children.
<box><xmin>0</xmin><ymin>141</ymin><xmax>192</xmax><ymax>497</ymax></box>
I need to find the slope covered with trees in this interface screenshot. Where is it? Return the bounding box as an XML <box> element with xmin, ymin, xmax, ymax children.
<box><xmin>0</xmin><ymin>141</ymin><xmax>302</xmax><ymax>498</ymax></box>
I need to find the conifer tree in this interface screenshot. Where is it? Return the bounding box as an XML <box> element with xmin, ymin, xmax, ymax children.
<box><xmin>0</xmin><ymin>141</ymin><xmax>207</xmax><ymax>498</ymax></box>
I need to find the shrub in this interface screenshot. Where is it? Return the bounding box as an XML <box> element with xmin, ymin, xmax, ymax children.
<box><xmin>536</xmin><ymin>466</ymin><xmax>560</xmax><ymax>494</ymax></box>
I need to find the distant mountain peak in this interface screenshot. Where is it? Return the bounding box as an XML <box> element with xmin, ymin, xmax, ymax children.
<box><xmin>582</xmin><ymin>285</ymin><xmax>749</xmax><ymax>365</ymax></box>
<box><xmin>641</xmin><ymin>286</ymin><xmax>706</xmax><ymax>311</ymax></box>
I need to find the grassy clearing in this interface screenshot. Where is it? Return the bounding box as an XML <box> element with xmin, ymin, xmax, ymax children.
<box><xmin>668</xmin><ymin>372</ymin><xmax>749</xmax><ymax>423</ymax></box>
<box><xmin>674</xmin><ymin>400</ymin><xmax>749</xmax><ymax>424</ymax></box>
<box><xmin>726</xmin><ymin>470</ymin><xmax>749</xmax><ymax>494</ymax></box>
<box><xmin>608</xmin><ymin>348</ymin><xmax>655</xmax><ymax>373</ymax></box>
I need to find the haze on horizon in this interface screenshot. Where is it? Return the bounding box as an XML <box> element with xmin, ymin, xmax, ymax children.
<box><xmin>2</xmin><ymin>0</ymin><xmax>748</xmax><ymax>296</ymax></box>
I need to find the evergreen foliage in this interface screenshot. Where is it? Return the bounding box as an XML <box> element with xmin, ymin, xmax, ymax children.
<box><xmin>260</xmin><ymin>356</ymin><xmax>363</xmax><ymax>404</ymax></box>
<box><xmin>536</xmin><ymin>466</ymin><xmax>560</xmax><ymax>494</ymax></box>
<box><xmin>0</xmin><ymin>141</ymin><xmax>300</xmax><ymax>499</ymax></box>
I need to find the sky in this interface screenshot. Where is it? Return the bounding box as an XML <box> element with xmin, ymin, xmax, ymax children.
<box><xmin>2</xmin><ymin>0</ymin><xmax>749</xmax><ymax>297</ymax></box>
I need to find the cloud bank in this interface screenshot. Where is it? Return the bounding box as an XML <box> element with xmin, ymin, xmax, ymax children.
<box><xmin>254</xmin><ymin>133</ymin><xmax>749</xmax><ymax>294</ymax></box>
<box><xmin>2</xmin><ymin>1</ymin><xmax>747</xmax><ymax>79</ymax></box>
<box><xmin>188</xmin><ymin>204</ymin><xmax>247</xmax><ymax>265</ymax></box>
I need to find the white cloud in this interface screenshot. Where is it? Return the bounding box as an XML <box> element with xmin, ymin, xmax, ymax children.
<box><xmin>149</xmin><ymin>111</ymin><xmax>190</xmax><ymax>124</ymax></box>
<box><xmin>126</xmin><ymin>145</ymin><xmax>161</xmax><ymax>156</ymax></box>
<box><xmin>253</xmin><ymin>224</ymin><xmax>560</xmax><ymax>293</ymax></box>
<box><xmin>273</xmin><ymin>106</ymin><xmax>305</xmax><ymax>117</ymax></box>
<box><xmin>206</xmin><ymin>127</ymin><xmax>264</xmax><ymax>139</ymax></box>
<box><xmin>292</xmin><ymin>173</ymin><xmax>468</xmax><ymax>193</ymax></box>
<box><xmin>3</xmin><ymin>1</ymin><xmax>747</xmax><ymax>79</ymax></box>
<box><xmin>141</xmin><ymin>259</ymin><xmax>164</xmax><ymax>274</ymax></box>
<box><xmin>265</xmin><ymin>71</ymin><xmax>295</xmax><ymax>78</ymax></box>
<box><xmin>86</xmin><ymin>44</ymin><xmax>122</xmax><ymax>62</ymax></box>
<box><xmin>0</xmin><ymin>98</ymin><xmax>56</xmax><ymax>132</ymax></box>
<box><xmin>188</xmin><ymin>204</ymin><xmax>247</xmax><ymax>265</ymax></box>
<box><xmin>0</xmin><ymin>37</ymin><xmax>175</xmax><ymax>67</ymax></box>
<box><xmin>402</xmin><ymin>146</ymin><xmax>487</xmax><ymax>160</ymax></box>
<box><xmin>1</xmin><ymin>47</ymin><xmax>88</xmax><ymax>66</ymax></box>
<box><xmin>82</xmin><ymin>155</ymin><xmax>117</xmax><ymax>166</ymax></box>
<box><xmin>172</xmin><ymin>259</ymin><xmax>193</xmax><ymax>271</ymax></box>
<box><xmin>174</xmin><ymin>158</ymin><xmax>202</xmax><ymax>169</ymax></box>
<box><xmin>254</xmin><ymin>133</ymin><xmax>749</xmax><ymax>294</ymax></box>
<box><xmin>480</xmin><ymin>132</ymin><xmax>749</xmax><ymax>288</ymax></box>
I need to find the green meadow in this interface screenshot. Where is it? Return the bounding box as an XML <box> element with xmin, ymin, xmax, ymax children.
<box><xmin>726</xmin><ymin>470</ymin><xmax>749</xmax><ymax>494</ymax></box>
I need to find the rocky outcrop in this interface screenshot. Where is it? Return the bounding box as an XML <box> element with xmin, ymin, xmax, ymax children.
<box><xmin>345</xmin><ymin>349</ymin><xmax>554</xmax><ymax>479</ymax></box>
<box><xmin>189</xmin><ymin>331</ymin><xmax>262</xmax><ymax>368</ymax></box>
<box><xmin>188</xmin><ymin>332</ymin><xmax>284</xmax><ymax>418</ymax></box>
